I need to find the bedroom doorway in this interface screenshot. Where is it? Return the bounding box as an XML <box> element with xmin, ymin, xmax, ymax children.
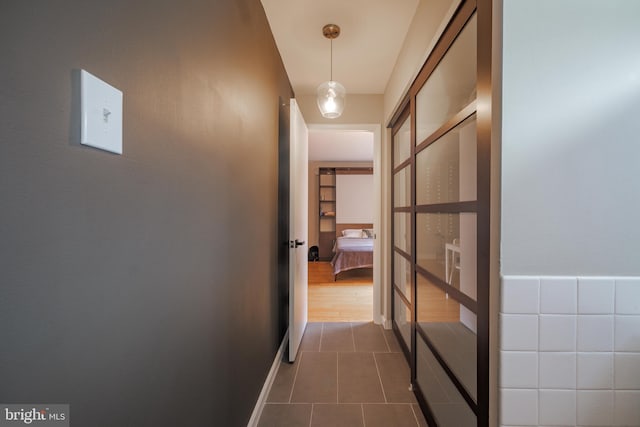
<box><xmin>307</xmin><ymin>125</ymin><xmax>383</xmax><ymax>323</ymax></box>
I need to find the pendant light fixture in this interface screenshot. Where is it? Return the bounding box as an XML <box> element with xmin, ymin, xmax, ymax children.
<box><xmin>317</xmin><ymin>24</ymin><xmax>346</xmax><ymax>119</ymax></box>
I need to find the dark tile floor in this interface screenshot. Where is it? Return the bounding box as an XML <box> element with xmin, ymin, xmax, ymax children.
<box><xmin>258</xmin><ymin>322</ymin><xmax>430</xmax><ymax>427</ymax></box>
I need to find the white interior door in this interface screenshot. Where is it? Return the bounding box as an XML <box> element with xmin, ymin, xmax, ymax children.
<box><xmin>289</xmin><ymin>98</ymin><xmax>308</xmax><ymax>362</ymax></box>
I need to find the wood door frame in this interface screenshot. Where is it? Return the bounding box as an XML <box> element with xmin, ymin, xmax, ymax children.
<box><xmin>308</xmin><ymin>123</ymin><xmax>385</xmax><ymax>325</ymax></box>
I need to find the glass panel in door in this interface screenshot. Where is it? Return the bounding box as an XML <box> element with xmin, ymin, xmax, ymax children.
<box><xmin>416</xmin><ymin>212</ymin><xmax>476</xmax><ymax>299</ymax></box>
<box><xmin>394</xmin><ymin>212</ymin><xmax>411</xmax><ymax>254</ymax></box>
<box><xmin>394</xmin><ymin>119</ymin><xmax>411</xmax><ymax>167</ymax></box>
<box><xmin>394</xmin><ymin>165</ymin><xmax>411</xmax><ymax>207</ymax></box>
<box><xmin>416</xmin><ymin>116</ymin><xmax>477</xmax><ymax>205</ymax></box>
<box><xmin>415</xmin><ymin>15</ymin><xmax>477</xmax><ymax>144</ymax></box>
<box><xmin>394</xmin><ymin>290</ymin><xmax>412</xmax><ymax>352</ymax></box>
<box><xmin>416</xmin><ymin>273</ymin><xmax>477</xmax><ymax>402</ymax></box>
<box><xmin>416</xmin><ymin>336</ymin><xmax>476</xmax><ymax>426</ymax></box>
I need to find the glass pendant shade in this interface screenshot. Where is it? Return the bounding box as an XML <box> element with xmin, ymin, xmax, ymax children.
<box><xmin>316</xmin><ymin>80</ymin><xmax>346</xmax><ymax>119</ymax></box>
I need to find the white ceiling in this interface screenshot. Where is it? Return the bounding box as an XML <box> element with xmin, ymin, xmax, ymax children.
<box><xmin>261</xmin><ymin>0</ymin><xmax>419</xmax><ymax>161</ymax></box>
<box><xmin>261</xmin><ymin>0</ymin><xmax>419</xmax><ymax>96</ymax></box>
<box><xmin>308</xmin><ymin>130</ymin><xmax>373</xmax><ymax>161</ymax></box>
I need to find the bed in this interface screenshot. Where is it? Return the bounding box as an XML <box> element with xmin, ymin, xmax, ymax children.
<box><xmin>330</xmin><ymin>223</ymin><xmax>374</xmax><ymax>280</ymax></box>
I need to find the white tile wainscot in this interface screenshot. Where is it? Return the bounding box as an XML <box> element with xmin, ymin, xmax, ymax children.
<box><xmin>500</xmin><ymin>276</ymin><xmax>640</xmax><ymax>427</ymax></box>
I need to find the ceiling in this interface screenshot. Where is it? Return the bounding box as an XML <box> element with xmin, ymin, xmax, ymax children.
<box><xmin>261</xmin><ymin>0</ymin><xmax>420</xmax><ymax>161</ymax></box>
<box><xmin>308</xmin><ymin>130</ymin><xmax>373</xmax><ymax>161</ymax></box>
<box><xmin>261</xmin><ymin>0</ymin><xmax>419</xmax><ymax>96</ymax></box>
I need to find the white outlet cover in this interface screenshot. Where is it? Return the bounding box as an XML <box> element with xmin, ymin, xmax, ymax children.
<box><xmin>80</xmin><ymin>69</ymin><xmax>123</xmax><ymax>154</ymax></box>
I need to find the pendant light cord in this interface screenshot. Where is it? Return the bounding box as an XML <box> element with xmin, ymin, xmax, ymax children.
<box><xmin>330</xmin><ymin>38</ymin><xmax>333</xmax><ymax>82</ymax></box>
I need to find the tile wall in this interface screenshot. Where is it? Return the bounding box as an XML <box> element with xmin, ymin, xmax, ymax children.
<box><xmin>500</xmin><ymin>276</ymin><xmax>640</xmax><ymax>426</ymax></box>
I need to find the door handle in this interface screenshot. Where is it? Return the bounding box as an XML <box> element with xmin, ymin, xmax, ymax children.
<box><xmin>290</xmin><ymin>239</ymin><xmax>305</xmax><ymax>248</ymax></box>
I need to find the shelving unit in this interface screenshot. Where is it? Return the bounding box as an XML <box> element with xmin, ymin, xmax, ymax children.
<box><xmin>318</xmin><ymin>168</ymin><xmax>336</xmax><ymax>260</ymax></box>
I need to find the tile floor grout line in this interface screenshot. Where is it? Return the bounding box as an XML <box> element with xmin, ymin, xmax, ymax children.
<box><xmin>372</xmin><ymin>352</ymin><xmax>389</xmax><ymax>403</ymax></box>
<box><xmin>287</xmin><ymin>348</ymin><xmax>305</xmax><ymax>404</ymax></box>
<box><xmin>261</xmin><ymin>402</ymin><xmax>306</xmax><ymax>405</ymax></box>
<box><xmin>410</xmin><ymin>403</ymin><xmax>422</xmax><ymax>427</ymax></box>
<box><xmin>262</xmin><ymin>322</ymin><xmax>424</xmax><ymax>426</ymax></box>
<box><xmin>353</xmin><ymin>402</ymin><xmax>415</xmax><ymax>405</ymax></box>
<box><xmin>335</xmin><ymin>401</ymin><xmax>416</xmax><ymax>405</ymax></box>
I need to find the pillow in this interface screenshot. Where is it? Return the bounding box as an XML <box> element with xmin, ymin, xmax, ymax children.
<box><xmin>342</xmin><ymin>229</ymin><xmax>364</xmax><ymax>238</ymax></box>
<box><xmin>363</xmin><ymin>228</ymin><xmax>374</xmax><ymax>238</ymax></box>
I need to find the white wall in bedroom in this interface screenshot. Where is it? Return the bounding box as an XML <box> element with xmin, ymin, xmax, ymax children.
<box><xmin>337</xmin><ymin>174</ymin><xmax>374</xmax><ymax>224</ymax></box>
<box><xmin>308</xmin><ymin>161</ymin><xmax>373</xmax><ymax>248</ymax></box>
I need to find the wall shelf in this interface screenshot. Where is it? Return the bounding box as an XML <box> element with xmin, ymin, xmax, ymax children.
<box><xmin>318</xmin><ymin>168</ymin><xmax>336</xmax><ymax>260</ymax></box>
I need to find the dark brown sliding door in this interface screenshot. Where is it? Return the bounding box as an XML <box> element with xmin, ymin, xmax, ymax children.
<box><xmin>390</xmin><ymin>1</ymin><xmax>490</xmax><ymax>425</ymax></box>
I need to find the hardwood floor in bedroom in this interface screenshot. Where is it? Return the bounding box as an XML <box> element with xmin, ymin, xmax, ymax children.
<box><xmin>308</xmin><ymin>262</ymin><xmax>373</xmax><ymax>322</ymax></box>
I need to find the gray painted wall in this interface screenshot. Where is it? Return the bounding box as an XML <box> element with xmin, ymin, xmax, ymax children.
<box><xmin>501</xmin><ymin>0</ymin><xmax>640</xmax><ymax>276</ymax></box>
<box><xmin>0</xmin><ymin>1</ymin><xmax>292</xmax><ymax>425</ymax></box>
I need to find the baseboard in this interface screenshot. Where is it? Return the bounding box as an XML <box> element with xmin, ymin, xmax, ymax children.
<box><xmin>246</xmin><ymin>329</ymin><xmax>288</xmax><ymax>427</ymax></box>
<box><xmin>380</xmin><ymin>315</ymin><xmax>392</xmax><ymax>329</ymax></box>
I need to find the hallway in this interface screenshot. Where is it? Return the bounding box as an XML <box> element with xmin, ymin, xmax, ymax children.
<box><xmin>258</xmin><ymin>322</ymin><xmax>429</xmax><ymax>427</ymax></box>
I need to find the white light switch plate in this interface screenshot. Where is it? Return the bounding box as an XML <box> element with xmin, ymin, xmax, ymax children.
<box><xmin>80</xmin><ymin>69</ymin><xmax>123</xmax><ymax>154</ymax></box>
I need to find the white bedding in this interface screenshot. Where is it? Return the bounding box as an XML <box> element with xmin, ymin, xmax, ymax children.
<box><xmin>333</xmin><ymin>236</ymin><xmax>374</xmax><ymax>252</ymax></box>
<box><xmin>330</xmin><ymin>236</ymin><xmax>374</xmax><ymax>279</ymax></box>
